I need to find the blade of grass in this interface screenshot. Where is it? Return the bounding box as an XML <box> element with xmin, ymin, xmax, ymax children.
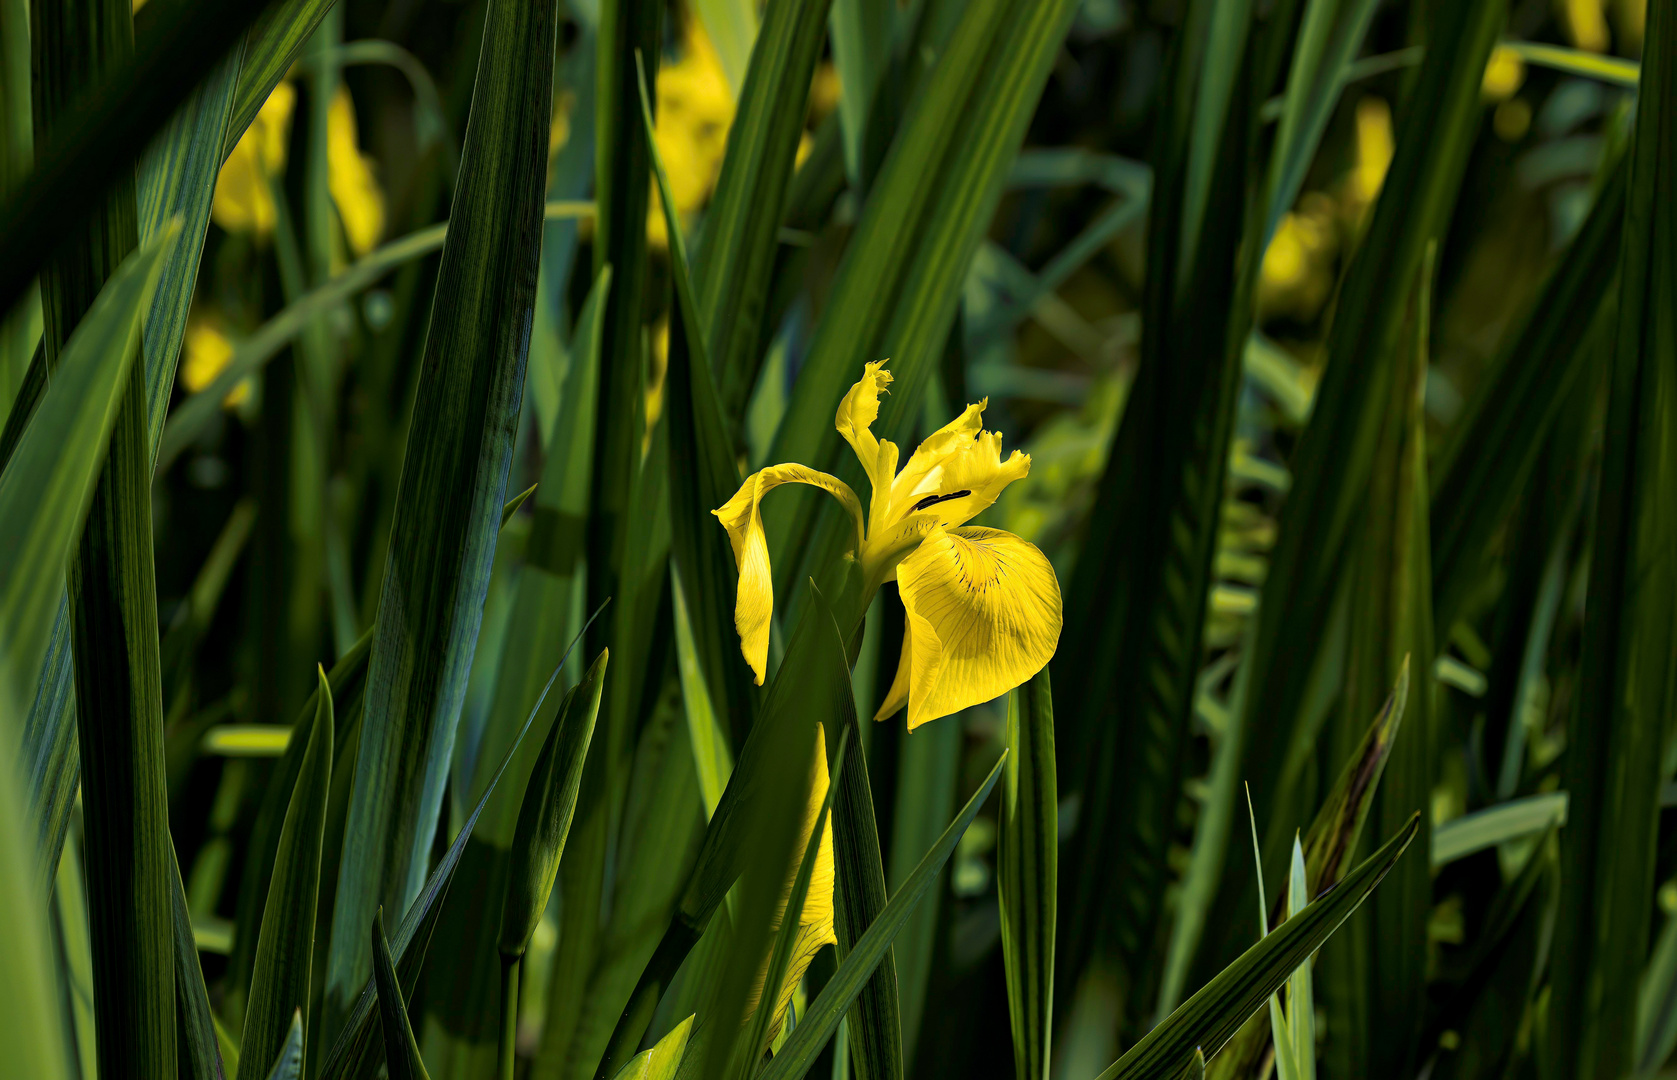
<box><xmin>373</xmin><ymin>908</ymin><xmax>433</xmax><ymax>1080</ymax></box>
<box><xmin>0</xmin><ymin>745</ymin><xmax>69</xmax><ymax>1080</ymax></box>
<box><xmin>169</xmin><ymin>843</ymin><xmax>228</xmax><ymax>1080</ymax></box>
<box><xmin>999</xmin><ymin>670</ymin><xmax>1056</xmax><ymax>1080</ymax></box>
<box><xmin>223</xmin><ymin>0</ymin><xmax>336</xmax><ymax>158</ymax></box>
<box><xmin>756</xmin><ymin>750</ymin><xmax>1009</xmax><ymax>1080</ymax></box>
<box><xmin>1430</xmin><ymin>793</ymin><xmax>1569</xmax><ymax>868</ymax></box>
<box><xmin>241</xmin><ymin>669</ymin><xmax>334</xmax><ymax>1080</ymax></box>
<box><xmin>263</xmin><ymin>1013</ymin><xmax>304</xmax><ymax>1080</ymax></box>
<box><xmin>321</xmin><ymin>0</ymin><xmax>559</xmax><ymax>1049</ymax></box>
<box><xmin>1097</xmin><ymin>816</ymin><xmax>1420</xmax><ymax>1080</ymax></box>
<box><xmin>1549</xmin><ymin>3</ymin><xmax>1677</xmax><ymax>1071</ymax></box>
<box><xmin>610</xmin><ymin>1014</ymin><xmax>694</xmax><ymax>1080</ymax></box>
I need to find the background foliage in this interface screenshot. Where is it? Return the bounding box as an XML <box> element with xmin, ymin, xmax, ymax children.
<box><xmin>0</xmin><ymin>0</ymin><xmax>1671</xmax><ymax>1078</ymax></box>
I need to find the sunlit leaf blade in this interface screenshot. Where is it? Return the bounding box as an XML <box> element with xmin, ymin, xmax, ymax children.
<box><xmin>999</xmin><ymin>671</ymin><xmax>1056</xmax><ymax>1080</ymax></box>
<box><xmin>224</xmin><ymin>0</ymin><xmax>339</xmax><ymax>158</ymax></box>
<box><xmin>322</xmin><ymin>0</ymin><xmax>559</xmax><ymax>1045</ymax></box>
<box><xmin>1189</xmin><ymin>0</ymin><xmax>1505</xmax><ymax>990</ymax></box>
<box><xmin>697</xmin><ymin>0</ymin><xmax>838</xmax><ymax>418</ymax></box>
<box><xmin>1549</xmin><ymin>1</ymin><xmax>1677</xmax><ymax>1074</ymax></box>
<box><xmin>241</xmin><ymin>669</ymin><xmax>334</xmax><ymax>1080</ymax></box>
<box><xmin>756</xmin><ymin>750</ymin><xmax>1009</xmax><ymax>1080</ymax></box>
<box><xmin>1097</xmin><ymin>816</ymin><xmax>1420</xmax><ymax>1080</ymax></box>
<box><xmin>373</xmin><ymin>908</ymin><xmax>433</xmax><ymax>1080</ymax></box>
<box><xmin>611</xmin><ymin>1015</ymin><xmax>694</xmax><ymax>1080</ymax></box>
<box><xmin>1429</xmin><ymin>152</ymin><xmax>1626</xmax><ymax>635</ymax></box>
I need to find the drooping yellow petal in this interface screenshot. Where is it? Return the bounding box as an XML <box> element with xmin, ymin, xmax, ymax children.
<box><xmin>893</xmin><ymin>526</ymin><xmax>1062</xmax><ymax>731</ymax></box>
<box><xmin>745</xmin><ymin>725</ymin><xmax>838</xmax><ymax>1051</ymax></box>
<box><xmin>873</xmin><ymin>618</ymin><xmax>912</xmax><ymax>723</ymax></box>
<box><xmin>835</xmin><ymin>361</ymin><xmax>898</xmax><ymax>509</ymax></box>
<box><xmin>714</xmin><ymin>465</ymin><xmax>865</xmax><ymax>684</ymax></box>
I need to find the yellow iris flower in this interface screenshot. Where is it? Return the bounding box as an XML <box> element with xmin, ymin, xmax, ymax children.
<box><xmin>714</xmin><ymin>362</ymin><xmax>1063</xmax><ymax>731</ymax></box>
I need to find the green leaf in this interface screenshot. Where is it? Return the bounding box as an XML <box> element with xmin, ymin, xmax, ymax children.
<box><xmin>224</xmin><ymin>0</ymin><xmax>336</xmax><ymax>158</ymax></box>
<box><xmin>263</xmin><ymin>1013</ymin><xmax>304</xmax><ymax>1080</ymax></box>
<box><xmin>1188</xmin><ymin>0</ymin><xmax>1505</xmax><ymax>995</ymax></box>
<box><xmin>637</xmin><ymin>56</ymin><xmax>755</xmax><ymax>751</ymax></box>
<box><xmin>999</xmin><ymin>670</ymin><xmax>1056</xmax><ymax>1080</ymax></box>
<box><xmin>1429</xmin><ymin>153</ymin><xmax>1626</xmax><ymax>635</ymax></box>
<box><xmin>765</xmin><ymin>0</ymin><xmax>1082</xmax><ymax>612</ymax></box>
<box><xmin>0</xmin><ymin>0</ymin><xmax>266</xmax><ymax>316</ymax></box>
<box><xmin>500</xmin><ymin>651</ymin><xmax>608</xmax><ymax>958</ymax></box>
<box><xmin>321</xmin><ymin>0</ymin><xmax>560</xmax><ymax>1048</ymax></box>
<box><xmin>241</xmin><ymin>668</ymin><xmax>334</xmax><ymax>1080</ymax></box>
<box><xmin>0</xmin><ymin>748</ymin><xmax>70</xmax><ymax>1080</ymax></box>
<box><xmin>1095</xmin><ymin>816</ymin><xmax>1421</xmax><ymax>1080</ymax></box>
<box><xmin>1430</xmin><ymin>793</ymin><xmax>1569</xmax><ymax>868</ymax></box>
<box><xmin>1549</xmin><ymin>5</ymin><xmax>1677</xmax><ymax>1073</ymax></box>
<box><xmin>226</xmin><ymin>632</ymin><xmax>372</xmax><ymax>1010</ymax></box>
<box><xmin>0</xmin><ymin>231</ymin><xmax>170</xmax><ymax>770</ymax></box>
<box><xmin>315</xmin><ymin>606</ymin><xmax>596</xmax><ymax>1080</ymax></box>
<box><xmin>755</xmin><ymin>749</ymin><xmax>1009</xmax><ymax>1080</ymax></box>
<box><xmin>697</xmin><ymin>0</ymin><xmax>839</xmax><ymax>418</ymax></box>
<box><xmin>170</xmin><ymin>842</ymin><xmax>228</xmax><ymax>1080</ymax></box>
<box><xmin>730</xmin><ymin>728</ymin><xmax>850</xmax><ymax>1080</ymax></box>
<box><xmin>611</xmin><ymin>1014</ymin><xmax>695</xmax><ymax>1080</ymax></box>
<box><xmin>373</xmin><ymin>908</ymin><xmax>433</xmax><ymax>1080</ymax></box>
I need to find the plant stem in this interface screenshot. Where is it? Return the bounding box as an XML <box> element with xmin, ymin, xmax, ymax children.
<box><xmin>500</xmin><ymin>955</ymin><xmax>520</xmax><ymax>1080</ymax></box>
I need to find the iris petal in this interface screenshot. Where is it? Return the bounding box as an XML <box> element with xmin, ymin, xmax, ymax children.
<box><xmin>873</xmin><ymin>618</ymin><xmax>913</xmax><ymax>723</ymax></box>
<box><xmin>835</xmin><ymin>360</ymin><xmax>898</xmax><ymax>510</ymax></box>
<box><xmin>714</xmin><ymin>465</ymin><xmax>865</xmax><ymax>683</ymax></box>
<box><xmin>894</xmin><ymin>526</ymin><xmax>1062</xmax><ymax>731</ymax></box>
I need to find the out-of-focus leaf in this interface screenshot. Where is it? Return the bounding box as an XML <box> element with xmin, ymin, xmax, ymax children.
<box><xmin>1430</xmin><ymin>794</ymin><xmax>1569</xmax><ymax>868</ymax></box>
<box><xmin>0</xmin><ymin>749</ymin><xmax>69</xmax><ymax>1080</ymax></box>
<box><xmin>999</xmin><ymin>670</ymin><xmax>1056</xmax><ymax>1080</ymax></box>
<box><xmin>241</xmin><ymin>669</ymin><xmax>334</xmax><ymax>1080</ymax></box>
<box><xmin>1096</xmin><ymin>817</ymin><xmax>1420</xmax><ymax>1080</ymax></box>
<box><xmin>1429</xmin><ymin>154</ymin><xmax>1626</xmax><ymax>635</ymax></box>
<box><xmin>756</xmin><ymin>750</ymin><xmax>1009</xmax><ymax>1080</ymax></box>
<box><xmin>1187</xmin><ymin>0</ymin><xmax>1505</xmax><ymax>993</ymax></box>
<box><xmin>1549</xmin><ymin>5</ymin><xmax>1677</xmax><ymax>1075</ymax></box>
<box><xmin>321</xmin><ymin>0</ymin><xmax>558</xmax><ymax>1048</ymax></box>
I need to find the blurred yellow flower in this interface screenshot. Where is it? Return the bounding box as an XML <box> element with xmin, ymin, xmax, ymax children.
<box><xmin>1350</xmin><ymin>96</ymin><xmax>1393</xmax><ymax>206</ymax></box>
<box><xmin>1481</xmin><ymin>46</ymin><xmax>1526</xmax><ymax>102</ymax></box>
<box><xmin>714</xmin><ymin>362</ymin><xmax>1063</xmax><ymax>730</ymax></box>
<box><xmin>180</xmin><ymin>316</ymin><xmax>249</xmax><ymax>408</ymax></box>
<box><xmin>211</xmin><ymin>82</ymin><xmax>385</xmax><ymax>257</ymax></box>
<box><xmin>744</xmin><ymin>725</ymin><xmax>836</xmax><ymax>1052</ymax></box>
<box><xmin>1258</xmin><ymin>195</ymin><xmax>1339</xmax><ymax>322</ymax></box>
<box><xmin>649</xmin><ymin>18</ymin><xmax>736</xmax><ymax>248</ymax></box>
<box><xmin>1562</xmin><ymin>0</ymin><xmax>1612</xmax><ymax>51</ymax></box>
<box><xmin>328</xmin><ymin>86</ymin><xmax>386</xmax><ymax>257</ymax></box>
<box><xmin>212</xmin><ymin>82</ymin><xmax>297</xmax><ymax>239</ymax></box>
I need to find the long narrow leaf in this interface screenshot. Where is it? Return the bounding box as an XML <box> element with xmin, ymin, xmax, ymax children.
<box><xmin>999</xmin><ymin>670</ymin><xmax>1056</xmax><ymax>1080</ymax></box>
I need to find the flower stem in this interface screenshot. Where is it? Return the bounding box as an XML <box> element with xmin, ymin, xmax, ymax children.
<box><xmin>499</xmin><ymin>954</ymin><xmax>520</xmax><ymax>1080</ymax></box>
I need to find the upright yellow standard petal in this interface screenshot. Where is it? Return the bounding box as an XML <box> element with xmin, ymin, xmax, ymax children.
<box><xmin>714</xmin><ymin>465</ymin><xmax>865</xmax><ymax>684</ymax></box>
<box><xmin>835</xmin><ymin>361</ymin><xmax>898</xmax><ymax>509</ymax></box>
<box><xmin>327</xmin><ymin>87</ymin><xmax>386</xmax><ymax>256</ymax></box>
<box><xmin>893</xmin><ymin>526</ymin><xmax>1062</xmax><ymax>731</ymax></box>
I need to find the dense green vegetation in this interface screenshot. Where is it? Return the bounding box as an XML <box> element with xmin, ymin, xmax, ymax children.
<box><xmin>0</xmin><ymin>0</ymin><xmax>1669</xmax><ymax>1078</ymax></box>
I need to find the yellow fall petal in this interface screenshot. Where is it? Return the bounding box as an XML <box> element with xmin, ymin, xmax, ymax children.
<box><xmin>873</xmin><ymin>618</ymin><xmax>912</xmax><ymax>723</ymax></box>
<box><xmin>894</xmin><ymin>526</ymin><xmax>1062</xmax><ymax>731</ymax></box>
<box><xmin>714</xmin><ymin>465</ymin><xmax>865</xmax><ymax>684</ymax></box>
